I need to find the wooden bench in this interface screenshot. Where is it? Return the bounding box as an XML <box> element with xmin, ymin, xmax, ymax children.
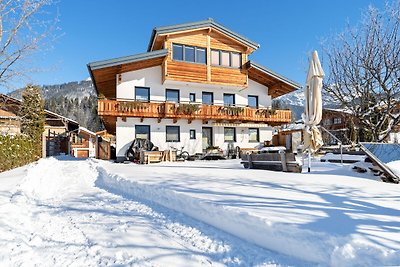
<box><xmin>140</xmin><ymin>151</ymin><xmax>163</xmax><ymax>164</ymax></box>
<box><xmin>240</xmin><ymin>152</ymin><xmax>302</xmax><ymax>173</ymax></box>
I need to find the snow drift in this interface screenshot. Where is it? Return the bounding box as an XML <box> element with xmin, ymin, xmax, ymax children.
<box><xmin>96</xmin><ymin>165</ymin><xmax>400</xmax><ymax>266</ymax></box>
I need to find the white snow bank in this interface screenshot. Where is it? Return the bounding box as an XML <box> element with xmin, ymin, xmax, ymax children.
<box><xmin>96</xmin><ymin>164</ymin><xmax>400</xmax><ymax>266</ymax></box>
<box><xmin>386</xmin><ymin>160</ymin><xmax>400</xmax><ymax>178</ymax></box>
<box><xmin>17</xmin><ymin>157</ymin><xmax>96</xmax><ymax>201</ymax></box>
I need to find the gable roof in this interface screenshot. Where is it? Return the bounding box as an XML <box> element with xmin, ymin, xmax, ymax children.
<box><xmin>148</xmin><ymin>18</ymin><xmax>260</xmax><ymax>52</ymax></box>
<box><xmin>246</xmin><ymin>61</ymin><xmax>301</xmax><ymax>98</ymax></box>
<box><xmin>87</xmin><ymin>50</ymin><xmax>168</xmax><ymax>99</ymax></box>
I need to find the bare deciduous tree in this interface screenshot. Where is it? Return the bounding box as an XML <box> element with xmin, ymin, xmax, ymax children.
<box><xmin>0</xmin><ymin>0</ymin><xmax>55</xmax><ymax>89</ymax></box>
<box><xmin>322</xmin><ymin>2</ymin><xmax>400</xmax><ymax>142</ymax></box>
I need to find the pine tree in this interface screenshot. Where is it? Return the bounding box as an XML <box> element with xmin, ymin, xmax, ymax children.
<box><xmin>19</xmin><ymin>84</ymin><xmax>45</xmax><ymax>157</ymax></box>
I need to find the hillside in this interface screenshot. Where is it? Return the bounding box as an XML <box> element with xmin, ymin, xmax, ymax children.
<box><xmin>9</xmin><ymin>80</ymin><xmax>103</xmax><ymax>132</ymax></box>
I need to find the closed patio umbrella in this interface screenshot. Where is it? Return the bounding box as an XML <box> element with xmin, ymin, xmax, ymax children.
<box><xmin>302</xmin><ymin>50</ymin><xmax>324</xmax><ymax>172</ymax></box>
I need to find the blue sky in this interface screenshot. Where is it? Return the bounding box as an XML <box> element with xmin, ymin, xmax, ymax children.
<box><xmin>3</xmin><ymin>0</ymin><xmax>385</xmax><ymax>92</ymax></box>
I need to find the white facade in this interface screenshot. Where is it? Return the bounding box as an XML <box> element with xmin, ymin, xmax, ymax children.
<box><xmin>115</xmin><ymin>66</ymin><xmax>275</xmax><ymax>158</ymax></box>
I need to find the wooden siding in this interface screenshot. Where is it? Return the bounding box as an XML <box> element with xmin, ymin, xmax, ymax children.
<box><xmin>98</xmin><ymin>100</ymin><xmax>291</xmax><ymax>128</ymax></box>
<box><xmin>164</xmin><ymin>29</ymin><xmax>248</xmax><ymax>87</ymax></box>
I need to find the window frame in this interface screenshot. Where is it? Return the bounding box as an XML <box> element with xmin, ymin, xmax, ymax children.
<box><xmin>224</xmin><ymin>127</ymin><xmax>236</xmax><ymax>142</ymax></box>
<box><xmin>189</xmin><ymin>93</ymin><xmax>196</xmax><ymax>103</ymax></box>
<box><xmin>166</xmin><ymin>126</ymin><xmax>180</xmax><ymax>142</ymax></box>
<box><xmin>135</xmin><ymin>86</ymin><xmax>150</xmax><ymax>102</ymax></box>
<box><xmin>166</xmin><ymin>89</ymin><xmax>180</xmax><ymax>103</ymax></box>
<box><xmin>248</xmin><ymin>128</ymin><xmax>260</xmax><ymax>143</ymax></box>
<box><xmin>223</xmin><ymin>93</ymin><xmax>235</xmax><ymax>106</ymax></box>
<box><xmin>211</xmin><ymin>49</ymin><xmax>242</xmax><ymax>69</ymax></box>
<box><xmin>189</xmin><ymin>129</ymin><xmax>196</xmax><ymax>139</ymax></box>
<box><xmin>202</xmin><ymin>91</ymin><xmax>214</xmax><ymax>105</ymax></box>
<box><xmin>248</xmin><ymin>95</ymin><xmax>259</xmax><ymax>108</ymax></box>
<box><xmin>172</xmin><ymin>43</ymin><xmax>206</xmax><ymax>64</ymax></box>
<box><xmin>135</xmin><ymin>125</ymin><xmax>151</xmax><ymax>140</ymax></box>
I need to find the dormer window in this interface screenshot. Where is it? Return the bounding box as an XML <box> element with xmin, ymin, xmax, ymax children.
<box><xmin>211</xmin><ymin>49</ymin><xmax>241</xmax><ymax>68</ymax></box>
<box><xmin>172</xmin><ymin>43</ymin><xmax>206</xmax><ymax>64</ymax></box>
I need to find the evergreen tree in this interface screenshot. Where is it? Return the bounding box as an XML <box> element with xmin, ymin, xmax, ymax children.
<box><xmin>19</xmin><ymin>85</ymin><xmax>45</xmax><ymax>157</ymax></box>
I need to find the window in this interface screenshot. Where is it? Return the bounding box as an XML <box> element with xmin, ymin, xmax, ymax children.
<box><xmin>135</xmin><ymin>125</ymin><xmax>150</xmax><ymax>140</ymax></box>
<box><xmin>223</xmin><ymin>94</ymin><xmax>235</xmax><ymax>106</ymax></box>
<box><xmin>172</xmin><ymin>44</ymin><xmax>183</xmax><ymax>61</ymax></box>
<box><xmin>172</xmin><ymin>43</ymin><xmax>206</xmax><ymax>64</ymax></box>
<box><xmin>166</xmin><ymin>126</ymin><xmax>180</xmax><ymax>142</ymax></box>
<box><xmin>184</xmin><ymin>46</ymin><xmax>195</xmax><ymax>62</ymax></box>
<box><xmin>249</xmin><ymin>128</ymin><xmax>259</xmax><ymax>142</ymax></box>
<box><xmin>224</xmin><ymin>127</ymin><xmax>236</xmax><ymax>142</ymax></box>
<box><xmin>202</xmin><ymin>92</ymin><xmax>213</xmax><ymax>105</ymax></box>
<box><xmin>190</xmin><ymin>129</ymin><xmax>196</xmax><ymax>139</ymax></box>
<box><xmin>196</xmin><ymin>48</ymin><xmax>206</xmax><ymax>64</ymax></box>
<box><xmin>231</xmin><ymin>53</ymin><xmax>241</xmax><ymax>68</ymax></box>
<box><xmin>211</xmin><ymin>50</ymin><xmax>220</xmax><ymax>65</ymax></box>
<box><xmin>248</xmin><ymin>95</ymin><xmax>259</xmax><ymax>108</ymax></box>
<box><xmin>221</xmin><ymin>51</ymin><xmax>230</xmax><ymax>67</ymax></box>
<box><xmin>189</xmin><ymin>93</ymin><xmax>196</xmax><ymax>102</ymax></box>
<box><xmin>211</xmin><ymin>49</ymin><xmax>241</xmax><ymax>68</ymax></box>
<box><xmin>333</xmin><ymin>117</ymin><xmax>342</xmax><ymax>124</ymax></box>
<box><xmin>166</xmin><ymin>89</ymin><xmax>180</xmax><ymax>103</ymax></box>
<box><xmin>323</xmin><ymin>119</ymin><xmax>332</xmax><ymax>126</ymax></box>
<box><xmin>135</xmin><ymin>87</ymin><xmax>150</xmax><ymax>102</ymax></box>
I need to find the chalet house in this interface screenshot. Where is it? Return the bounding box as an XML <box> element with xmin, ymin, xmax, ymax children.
<box><xmin>87</xmin><ymin>19</ymin><xmax>301</xmax><ymax>161</ymax></box>
<box><xmin>321</xmin><ymin>108</ymin><xmax>356</xmax><ymax>144</ymax></box>
<box><xmin>0</xmin><ymin>93</ymin><xmax>80</xmax><ymax>156</ymax></box>
<box><xmin>70</xmin><ymin>127</ymin><xmax>96</xmax><ymax>158</ymax></box>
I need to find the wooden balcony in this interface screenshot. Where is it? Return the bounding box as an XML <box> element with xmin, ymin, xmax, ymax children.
<box><xmin>97</xmin><ymin>99</ymin><xmax>292</xmax><ymax>125</ymax></box>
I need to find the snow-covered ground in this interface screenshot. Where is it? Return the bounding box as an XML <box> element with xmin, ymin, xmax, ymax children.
<box><xmin>1</xmin><ymin>156</ymin><xmax>399</xmax><ymax>266</ymax></box>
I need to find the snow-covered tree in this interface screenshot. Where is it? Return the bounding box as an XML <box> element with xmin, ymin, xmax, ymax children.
<box><xmin>322</xmin><ymin>2</ymin><xmax>400</xmax><ymax>142</ymax></box>
<box><xmin>19</xmin><ymin>84</ymin><xmax>44</xmax><ymax>156</ymax></box>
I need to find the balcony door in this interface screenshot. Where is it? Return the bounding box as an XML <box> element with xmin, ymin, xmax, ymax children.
<box><xmin>202</xmin><ymin>127</ymin><xmax>213</xmax><ymax>151</ymax></box>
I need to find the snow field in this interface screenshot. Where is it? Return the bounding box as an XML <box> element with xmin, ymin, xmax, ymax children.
<box><xmin>0</xmin><ymin>157</ymin><xmax>307</xmax><ymax>266</ymax></box>
<box><xmin>98</xmin><ymin>160</ymin><xmax>400</xmax><ymax>267</ymax></box>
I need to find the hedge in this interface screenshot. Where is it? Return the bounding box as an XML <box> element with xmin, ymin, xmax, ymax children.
<box><xmin>0</xmin><ymin>135</ymin><xmax>39</xmax><ymax>173</ymax></box>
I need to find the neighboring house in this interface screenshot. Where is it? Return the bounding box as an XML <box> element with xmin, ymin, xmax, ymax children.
<box><xmin>88</xmin><ymin>19</ymin><xmax>301</xmax><ymax>161</ymax></box>
<box><xmin>321</xmin><ymin>108</ymin><xmax>355</xmax><ymax>145</ymax></box>
<box><xmin>0</xmin><ymin>93</ymin><xmax>80</xmax><ymax>157</ymax></box>
<box><xmin>70</xmin><ymin>127</ymin><xmax>96</xmax><ymax>158</ymax></box>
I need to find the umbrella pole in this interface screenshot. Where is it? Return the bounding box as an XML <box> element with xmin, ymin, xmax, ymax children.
<box><xmin>308</xmin><ymin>150</ymin><xmax>311</xmax><ymax>172</ymax></box>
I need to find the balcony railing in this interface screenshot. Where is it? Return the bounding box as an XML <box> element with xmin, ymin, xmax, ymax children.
<box><xmin>97</xmin><ymin>99</ymin><xmax>291</xmax><ymax>124</ymax></box>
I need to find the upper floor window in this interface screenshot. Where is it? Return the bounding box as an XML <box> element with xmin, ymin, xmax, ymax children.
<box><xmin>135</xmin><ymin>87</ymin><xmax>150</xmax><ymax>102</ymax></box>
<box><xmin>248</xmin><ymin>95</ymin><xmax>259</xmax><ymax>108</ymax></box>
<box><xmin>202</xmin><ymin>92</ymin><xmax>213</xmax><ymax>105</ymax></box>
<box><xmin>172</xmin><ymin>43</ymin><xmax>206</xmax><ymax>64</ymax></box>
<box><xmin>333</xmin><ymin>117</ymin><xmax>342</xmax><ymax>124</ymax></box>
<box><xmin>166</xmin><ymin>89</ymin><xmax>180</xmax><ymax>103</ymax></box>
<box><xmin>211</xmin><ymin>49</ymin><xmax>241</xmax><ymax>68</ymax></box>
<box><xmin>223</xmin><ymin>94</ymin><xmax>235</xmax><ymax>106</ymax></box>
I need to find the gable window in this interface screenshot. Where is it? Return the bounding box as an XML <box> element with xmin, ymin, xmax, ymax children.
<box><xmin>249</xmin><ymin>128</ymin><xmax>260</xmax><ymax>142</ymax></box>
<box><xmin>211</xmin><ymin>49</ymin><xmax>242</xmax><ymax>68</ymax></box>
<box><xmin>172</xmin><ymin>44</ymin><xmax>183</xmax><ymax>61</ymax></box>
<box><xmin>135</xmin><ymin>125</ymin><xmax>150</xmax><ymax>140</ymax></box>
<box><xmin>223</xmin><ymin>94</ymin><xmax>235</xmax><ymax>106</ymax></box>
<box><xmin>202</xmin><ymin>92</ymin><xmax>213</xmax><ymax>105</ymax></box>
<box><xmin>189</xmin><ymin>93</ymin><xmax>196</xmax><ymax>102</ymax></box>
<box><xmin>333</xmin><ymin>117</ymin><xmax>342</xmax><ymax>124</ymax></box>
<box><xmin>224</xmin><ymin>127</ymin><xmax>236</xmax><ymax>142</ymax></box>
<box><xmin>172</xmin><ymin>43</ymin><xmax>206</xmax><ymax>64</ymax></box>
<box><xmin>166</xmin><ymin>89</ymin><xmax>180</xmax><ymax>103</ymax></box>
<box><xmin>248</xmin><ymin>95</ymin><xmax>259</xmax><ymax>108</ymax></box>
<box><xmin>135</xmin><ymin>87</ymin><xmax>150</xmax><ymax>102</ymax></box>
<box><xmin>190</xmin><ymin>129</ymin><xmax>196</xmax><ymax>139</ymax></box>
<box><xmin>166</xmin><ymin>126</ymin><xmax>180</xmax><ymax>142</ymax></box>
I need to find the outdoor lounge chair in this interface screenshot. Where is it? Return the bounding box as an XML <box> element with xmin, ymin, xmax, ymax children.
<box><xmin>240</xmin><ymin>151</ymin><xmax>302</xmax><ymax>173</ymax></box>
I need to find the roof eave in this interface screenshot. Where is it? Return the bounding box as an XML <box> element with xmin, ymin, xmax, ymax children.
<box><xmin>247</xmin><ymin>61</ymin><xmax>302</xmax><ymax>90</ymax></box>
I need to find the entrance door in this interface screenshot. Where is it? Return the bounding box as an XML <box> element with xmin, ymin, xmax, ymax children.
<box><xmin>202</xmin><ymin>127</ymin><xmax>213</xmax><ymax>151</ymax></box>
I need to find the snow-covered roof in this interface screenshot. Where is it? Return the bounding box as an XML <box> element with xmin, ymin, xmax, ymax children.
<box><xmin>79</xmin><ymin>126</ymin><xmax>96</xmax><ymax>136</ymax></box>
